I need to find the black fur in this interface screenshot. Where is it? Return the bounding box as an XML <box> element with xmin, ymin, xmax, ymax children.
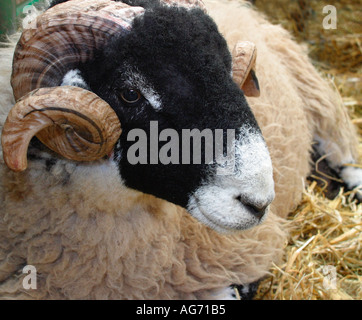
<box><xmin>309</xmin><ymin>145</ymin><xmax>349</xmax><ymax>200</ymax></box>
<box><xmin>47</xmin><ymin>0</ymin><xmax>261</xmax><ymax>208</ymax></box>
<box><xmin>78</xmin><ymin>5</ymin><xmax>261</xmax><ymax>207</ymax></box>
<box><xmin>49</xmin><ymin>0</ymin><xmax>70</xmax><ymax>8</ymax></box>
<box><xmin>232</xmin><ymin>280</ymin><xmax>261</xmax><ymax>300</ymax></box>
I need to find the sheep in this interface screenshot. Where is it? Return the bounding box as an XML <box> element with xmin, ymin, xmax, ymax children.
<box><xmin>0</xmin><ymin>0</ymin><xmax>360</xmax><ymax>300</ymax></box>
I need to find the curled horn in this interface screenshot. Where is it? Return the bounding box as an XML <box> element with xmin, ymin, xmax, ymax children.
<box><xmin>11</xmin><ymin>0</ymin><xmax>145</xmax><ymax>100</ymax></box>
<box><xmin>2</xmin><ymin>87</ymin><xmax>121</xmax><ymax>172</ymax></box>
<box><xmin>2</xmin><ymin>0</ymin><xmax>144</xmax><ymax>171</ymax></box>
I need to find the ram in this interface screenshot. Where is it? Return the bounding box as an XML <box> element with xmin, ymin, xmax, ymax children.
<box><xmin>0</xmin><ymin>0</ymin><xmax>360</xmax><ymax>299</ymax></box>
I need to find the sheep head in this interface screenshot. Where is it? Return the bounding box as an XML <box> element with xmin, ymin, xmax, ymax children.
<box><xmin>2</xmin><ymin>0</ymin><xmax>272</xmax><ymax>233</ymax></box>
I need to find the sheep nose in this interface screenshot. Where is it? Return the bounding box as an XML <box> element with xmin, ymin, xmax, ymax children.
<box><xmin>235</xmin><ymin>195</ymin><xmax>270</xmax><ymax>219</ymax></box>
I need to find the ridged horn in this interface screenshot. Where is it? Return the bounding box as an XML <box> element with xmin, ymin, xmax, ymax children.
<box><xmin>3</xmin><ymin>0</ymin><xmax>143</xmax><ymax>171</ymax></box>
<box><xmin>232</xmin><ymin>41</ymin><xmax>260</xmax><ymax>97</ymax></box>
<box><xmin>1</xmin><ymin>86</ymin><xmax>122</xmax><ymax>172</ymax></box>
<box><xmin>11</xmin><ymin>0</ymin><xmax>145</xmax><ymax>100</ymax></box>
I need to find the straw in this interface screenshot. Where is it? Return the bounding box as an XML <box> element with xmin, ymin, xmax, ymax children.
<box><xmin>252</xmin><ymin>0</ymin><xmax>361</xmax><ymax>300</ymax></box>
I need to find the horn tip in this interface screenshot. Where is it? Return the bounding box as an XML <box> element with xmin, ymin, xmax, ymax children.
<box><xmin>3</xmin><ymin>156</ymin><xmax>27</xmax><ymax>172</ymax></box>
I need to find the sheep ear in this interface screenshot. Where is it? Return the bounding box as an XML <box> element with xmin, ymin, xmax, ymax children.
<box><xmin>241</xmin><ymin>69</ymin><xmax>260</xmax><ymax>97</ymax></box>
<box><xmin>232</xmin><ymin>41</ymin><xmax>260</xmax><ymax>97</ymax></box>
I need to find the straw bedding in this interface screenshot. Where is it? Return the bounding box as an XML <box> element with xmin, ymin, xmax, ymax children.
<box><xmin>251</xmin><ymin>0</ymin><xmax>361</xmax><ymax>300</ymax></box>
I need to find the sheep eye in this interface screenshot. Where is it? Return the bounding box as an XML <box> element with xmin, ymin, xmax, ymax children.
<box><xmin>120</xmin><ymin>89</ymin><xmax>141</xmax><ymax>104</ymax></box>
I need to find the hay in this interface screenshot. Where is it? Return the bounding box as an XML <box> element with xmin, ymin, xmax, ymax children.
<box><xmin>256</xmin><ymin>182</ymin><xmax>362</xmax><ymax>300</ymax></box>
<box><xmin>251</xmin><ymin>0</ymin><xmax>362</xmax><ymax>300</ymax></box>
<box><xmin>254</xmin><ymin>0</ymin><xmax>362</xmax><ymax>113</ymax></box>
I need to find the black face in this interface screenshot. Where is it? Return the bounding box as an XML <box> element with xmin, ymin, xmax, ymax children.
<box><xmin>81</xmin><ymin>5</ymin><xmax>261</xmax><ymax>208</ymax></box>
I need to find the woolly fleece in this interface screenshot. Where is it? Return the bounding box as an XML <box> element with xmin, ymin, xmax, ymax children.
<box><xmin>0</xmin><ymin>0</ymin><xmax>359</xmax><ymax>299</ymax></box>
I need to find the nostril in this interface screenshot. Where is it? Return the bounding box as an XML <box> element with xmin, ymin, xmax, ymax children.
<box><xmin>244</xmin><ymin>203</ymin><xmax>268</xmax><ymax>219</ymax></box>
<box><xmin>235</xmin><ymin>195</ymin><xmax>268</xmax><ymax>219</ymax></box>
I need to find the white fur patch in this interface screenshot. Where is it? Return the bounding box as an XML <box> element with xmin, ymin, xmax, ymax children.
<box><xmin>124</xmin><ymin>68</ymin><xmax>162</xmax><ymax>111</ymax></box>
<box><xmin>233</xmin><ymin>127</ymin><xmax>275</xmax><ymax>199</ymax></box>
<box><xmin>205</xmin><ymin>286</ymin><xmax>238</xmax><ymax>300</ymax></box>
<box><xmin>340</xmin><ymin>166</ymin><xmax>362</xmax><ymax>200</ymax></box>
<box><xmin>114</xmin><ymin>140</ymin><xmax>123</xmax><ymax>163</ymax></box>
<box><xmin>61</xmin><ymin>69</ymin><xmax>89</xmax><ymax>89</ymax></box>
<box><xmin>187</xmin><ymin>127</ymin><xmax>275</xmax><ymax>233</ymax></box>
<box><xmin>187</xmin><ymin>186</ymin><xmax>267</xmax><ymax>233</ymax></box>
<box><xmin>340</xmin><ymin>166</ymin><xmax>362</xmax><ymax>189</ymax></box>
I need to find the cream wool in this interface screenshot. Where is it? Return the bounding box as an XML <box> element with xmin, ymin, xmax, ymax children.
<box><xmin>0</xmin><ymin>0</ymin><xmax>360</xmax><ymax>299</ymax></box>
<box><xmin>206</xmin><ymin>0</ymin><xmax>359</xmax><ymax>215</ymax></box>
<box><xmin>0</xmin><ymin>157</ymin><xmax>286</xmax><ymax>299</ymax></box>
